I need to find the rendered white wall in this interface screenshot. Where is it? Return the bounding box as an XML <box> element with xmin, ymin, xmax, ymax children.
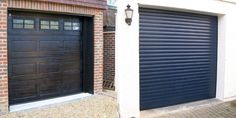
<box><xmin>115</xmin><ymin>0</ymin><xmax>140</xmax><ymax>118</ymax></box>
<box><xmin>224</xmin><ymin>12</ymin><xmax>236</xmax><ymax>98</ymax></box>
<box><xmin>116</xmin><ymin>0</ymin><xmax>236</xmax><ymax>117</ymax></box>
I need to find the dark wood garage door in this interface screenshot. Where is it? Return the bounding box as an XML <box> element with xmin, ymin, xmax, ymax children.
<box><xmin>8</xmin><ymin>11</ymin><xmax>83</xmax><ymax>104</ymax></box>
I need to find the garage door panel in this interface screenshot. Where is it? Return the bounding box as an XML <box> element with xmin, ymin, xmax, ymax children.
<box><xmin>140</xmin><ymin>17</ymin><xmax>212</xmax><ymax>24</ymax></box>
<box><xmin>140</xmin><ymin>14</ymin><xmax>212</xmax><ymax>24</ymax></box>
<box><xmin>140</xmin><ymin>34</ymin><xmax>211</xmax><ymax>39</ymax></box>
<box><xmin>62</xmin><ymin>79</ymin><xmax>82</xmax><ymax>93</ymax></box>
<box><xmin>10</xmin><ymin>80</ymin><xmax>38</xmax><ymax>100</ymax></box>
<box><xmin>139</xmin><ymin>20</ymin><xmax>212</xmax><ymax>29</ymax></box>
<box><xmin>140</xmin><ymin>68</ymin><xmax>211</xmax><ymax>78</ymax></box>
<box><xmin>11</xmin><ymin>87</ymin><xmax>37</xmax><ymax>98</ymax></box>
<box><xmin>141</xmin><ymin>73</ymin><xmax>209</xmax><ymax>82</ymax></box>
<box><xmin>141</xmin><ymin>87</ymin><xmax>210</xmax><ymax>101</ymax></box>
<box><xmin>10</xmin><ymin>52</ymin><xmax>64</xmax><ymax>58</ymax></box>
<box><xmin>63</xmin><ymin>56</ymin><xmax>80</xmax><ymax>62</ymax></box>
<box><xmin>140</xmin><ymin>20</ymin><xmax>212</xmax><ymax>28</ymax></box>
<box><xmin>12</xmin><ymin>41</ymin><xmax>37</xmax><ymax>52</ymax></box>
<box><xmin>10</xmin><ymin>57</ymin><xmax>63</xmax><ymax>64</ymax></box>
<box><xmin>39</xmin><ymin>41</ymin><xmax>63</xmax><ymax>51</ymax></box>
<box><xmin>39</xmin><ymin>78</ymin><xmax>62</xmax><ymax>96</ymax></box>
<box><xmin>62</xmin><ymin>61</ymin><xmax>80</xmax><ymax>70</ymax></box>
<box><xmin>142</xmin><ymin>92</ymin><xmax>209</xmax><ymax>109</ymax></box>
<box><xmin>141</xmin><ymin>71</ymin><xmax>211</xmax><ymax>82</ymax></box>
<box><xmin>12</xmin><ymin>63</ymin><xmax>36</xmax><ymax>76</ymax></box>
<box><xmin>140</xmin><ymin>8</ymin><xmax>217</xmax><ymax>110</ymax></box>
<box><xmin>140</xmin><ymin>9</ymin><xmax>212</xmax><ymax>20</ymax></box>
<box><xmin>141</xmin><ymin>80</ymin><xmax>210</xmax><ymax>92</ymax></box>
<box><xmin>140</xmin><ymin>53</ymin><xmax>211</xmax><ymax>57</ymax></box>
<box><xmin>9</xmin><ymin>12</ymin><xmax>83</xmax><ymax>105</ymax></box>
<box><xmin>39</xmin><ymin>63</ymin><xmax>60</xmax><ymax>74</ymax></box>
<box><xmin>140</xmin><ymin>41</ymin><xmax>212</xmax><ymax>45</ymax></box>
<box><xmin>140</xmin><ymin>55</ymin><xmax>211</xmax><ymax>61</ymax></box>
<box><xmin>63</xmin><ymin>53</ymin><xmax>80</xmax><ymax>61</ymax></box>
<box><xmin>64</xmin><ymin>41</ymin><xmax>80</xmax><ymax>51</ymax></box>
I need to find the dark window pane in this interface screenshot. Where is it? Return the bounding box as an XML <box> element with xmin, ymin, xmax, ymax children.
<box><xmin>24</xmin><ymin>20</ymin><xmax>34</xmax><ymax>29</ymax></box>
<box><xmin>13</xmin><ymin>24</ymin><xmax>24</xmax><ymax>29</ymax></box>
<box><xmin>50</xmin><ymin>21</ymin><xmax>59</xmax><ymax>30</ymax></box>
<box><xmin>41</xmin><ymin>25</ymin><xmax>50</xmax><ymax>29</ymax></box>
<box><xmin>13</xmin><ymin>19</ymin><xmax>24</xmax><ymax>29</ymax></box>
<box><xmin>64</xmin><ymin>22</ymin><xmax>72</xmax><ymax>30</ymax></box>
<box><xmin>25</xmin><ymin>20</ymin><xmax>34</xmax><ymax>24</ymax></box>
<box><xmin>13</xmin><ymin>19</ymin><xmax>23</xmax><ymax>24</ymax></box>
<box><xmin>64</xmin><ymin>22</ymin><xmax>72</xmax><ymax>26</ymax></box>
<box><xmin>51</xmin><ymin>25</ymin><xmax>59</xmax><ymax>30</ymax></box>
<box><xmin>72</xmin><ymin>22</ymin><xmax>80</xmax><ymax>30</ymax></box>
<box><xmin>50</xmin><ymin>21</ymin><xmax>59</xmax><ymax>25</ymax></box>
<box><xmin>64</xmin><ymin>26</ymin><xmax>72</xmax><ymax>30</ymax></box>
<box><xmin>24</xmin><ymin>24</ymin><xmax>34</xmax><ymax>29</ymax></box>
<box><xmin>41</xmin><ymin>20</ymin><xmax>59</xmax><ymax>30</ymax></box>
<box><xmin>41</xmin><ymin>20</ymin><xmax>49</xmax><ymax>25</ymax></box>
<box><xmin>41</xmin><ymin>20</ymin><xmax>50</xmax><ymax>29</ymax></box>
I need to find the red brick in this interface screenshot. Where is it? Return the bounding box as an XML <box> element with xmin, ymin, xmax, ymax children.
<box><xmin>0</xmin><ymin>0</ymin><xmax>8</xmax><ymax>114</ymax></box>
<box><xmin>103</xmin><ymin>32</ymin><xmax>115</xmax><ymax>82</ymax></box>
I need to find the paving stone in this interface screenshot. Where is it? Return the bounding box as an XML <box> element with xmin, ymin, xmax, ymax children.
<box><xmin>157</xmin><ymin>100</ymin><xmax>236</xmax><ymax>118</ymax></box>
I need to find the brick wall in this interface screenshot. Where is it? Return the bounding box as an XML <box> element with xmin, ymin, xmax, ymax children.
<box><xmin>37</xmin><ymin>0</ymin><xmax>107</xmax><ymax>9</ymax></box>
<box><xmin>94</xmin><ymin>10</ymin><xmax>104</xmax><ymax>92</ymax></box>
<box><xmin>0</xmin><ymin>0</ymin><xmax>104</xmax><ymax>114</ymax></box>
<box><xmin>0</xmin><ymin>0</ymin><xmax>8</xmax><ymax>115</ymax></box>
<box><xmin>103</xmin><ymin>32</ymin><xmax>115</xmax><ymax>82</ymax></box>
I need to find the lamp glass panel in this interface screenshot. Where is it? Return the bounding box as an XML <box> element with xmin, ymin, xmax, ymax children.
<box><xmin>126</xmin><ymin>10</ymin><xmax>133</xmax><ymax>18</ymax></box>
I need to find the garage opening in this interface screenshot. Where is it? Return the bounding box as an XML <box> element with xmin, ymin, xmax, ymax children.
<box><xmin>8</xmin><ymin>11</ymin><xmax>94</xmax><ymax>105</ymax></box>
<box><xmin>139</xmin><ymin>8</ymin><xmax>217</xmax><ymax>110</ymax></box>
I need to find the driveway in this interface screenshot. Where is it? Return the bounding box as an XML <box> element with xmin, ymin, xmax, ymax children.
<box><xmin>144</xmin><ymin>100</ymin><xmax>236</xmax><ymax>118</ymax></box>
<box><xmin>0</xmin><ymin>91</ymin><xmax>118</xmax><ymax>118</ymax></box>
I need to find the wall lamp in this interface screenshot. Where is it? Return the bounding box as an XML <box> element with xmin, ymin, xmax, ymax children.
<box><xmin>125</xmin><ymin>4</ymin><xmax>133</xmax><ymax>25</ymax></box>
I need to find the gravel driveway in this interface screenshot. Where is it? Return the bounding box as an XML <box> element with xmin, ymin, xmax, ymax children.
<box><xmin>0</xmin><ymin>92</ymin><xmax>118</xmax><ymax>118</ymax></box>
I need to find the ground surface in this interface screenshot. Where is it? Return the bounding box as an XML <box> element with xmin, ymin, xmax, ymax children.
<box><xmin>151</xmin><ymin>100</ymin><xmax>236</xmax><ymax>118</ymax></box>
<box><xmin>2</xmin><ymin>91</ymin><xmax>236</xmax><ymax>118</ymax></box>
<box><xmin>0</xmin><ymin>92</ymin><xmax>118</xmax><ymax>118</ymax></box>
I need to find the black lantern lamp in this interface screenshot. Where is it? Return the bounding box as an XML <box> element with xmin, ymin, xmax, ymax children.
<box><xmin>125</xmin><ymin>4</ymin><xmax>133</xmax><ymax>25</ymax></box>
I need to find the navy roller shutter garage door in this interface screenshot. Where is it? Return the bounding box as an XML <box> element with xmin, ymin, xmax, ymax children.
<box><xmin>139</xmin><ymin>8</ymin><xmax>217</xmax><ymax>110</ymax></box>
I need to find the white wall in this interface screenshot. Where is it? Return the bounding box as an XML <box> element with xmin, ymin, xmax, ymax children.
<box><xmin>115</xmin><ymin>0</ymin><xmax>140</xmax><ymax>118</ymax></box>
<box><xmin>116</xmin><ymin>0</ymin><xmax>236</xmax><ymax>117</ymax></box>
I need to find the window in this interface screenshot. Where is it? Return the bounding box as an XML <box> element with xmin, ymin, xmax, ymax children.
<box><xmin>24</xmin><ymin>20</ymin><xmax>34</xmax><ymax>29</ymax></box>
<box><xmin>13</xmin><ymin>19</ymin><xmax>34</xmax><ymax>29</ymax></box>
<box><xmin>64</xmin><ymin>22</ymin><xmax>80</xmax><ymax>31</ymax></box>
<box><xmin>40</xmin><ymin>20</ymin><xmax>50</xmax><ymax>30</ymax></box>
<box><xmin>64</xmin><ymin>22</ymin><xmax>72</xmax><ymax>30</ymax></box>
<box><xmin>72</xmin><ymin>22</ymin><xmax>80</xmax><ymax>30</ymax></box>
<box><xmin>50</xmin><ymin>21</ymin><xmax>59</xmax><ymax>30</ymax></box>
<box><xmin>40</xmin><ymin>20</ymin><xmax>59</xmax><ymax>30</ymax></box>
